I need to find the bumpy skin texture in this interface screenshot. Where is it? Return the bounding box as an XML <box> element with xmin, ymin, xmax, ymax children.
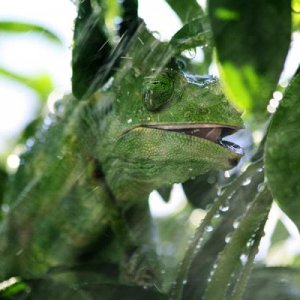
<box><xmin>0</xmin><ymin>25</ymin><xmax>243</xmax><ymax>283</ymax></box>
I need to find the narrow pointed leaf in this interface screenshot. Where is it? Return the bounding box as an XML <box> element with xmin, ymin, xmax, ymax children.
<box><xmin>0</xmin><ymin>67</ymin><xmax>53</xmax><ymax>98</ymax></box>
<box><xmin>0</xmin><ymin>21</ymin><xmax>62</xmax><ymax>44</ymax></box>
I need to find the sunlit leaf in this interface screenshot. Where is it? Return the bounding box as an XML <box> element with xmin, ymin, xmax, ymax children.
<box><xmin>265</xmin><ymin>71</ymin><xmax>300</xmax><ymax>230</ymax></box>
<box><xmin>0</xmin><ymin>21</ymin><xmax>62</xmax><ymax>44</ymax></box>
<box><xmin>0</xmin><ymin>67</ymin><xmax>53</xmax><ymax>99</ymax></box>
<box><xmin>0</xmin><ymin>280</ymin><xmax>29</xmax><ymax>298</ymax></box>
<box><xmin>209</xmin><ymin>0</ymin><xmax>291</xmax><ymax>118</ymax></box>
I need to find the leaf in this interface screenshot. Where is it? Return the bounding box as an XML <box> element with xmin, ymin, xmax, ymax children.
<box><xmin>265</xmin><ymin>71</ymin><xmax>300</xmax><ymax>230</ymax></box>
<box><xmin>170</xmin><ymin>17</ymin><xmax>212</xmax><ymax>53</ymax></box>
<box><xmin>118</xmin><ymin>0</ymin><xmax>139</xmax><ymax>36</ymax></box>
<box><xmin>72</xmin><ymin>0</ymin><xmax>112</xmax><ymax>99</ymax></box>
<box><xmin>244</xmin><ymin>267</ymin><xmax>300</xmax><ymax>300</ymax></box>
<box><xmin>0</xmin><ymin>67</ymin><xmax>53</xmax><ymax>99</ymax></box>
<box><xmin>182</xmin><ymin>171</ymin><xmax>219</xmax><ymax>209</ymax></box>
<box><xmin>72</xmin><ymin>0</ymin><xmax>140</xmax><ymax>99</ymax></box>
<box><xmin>208</xmin><ymin>0</ymin><xmax>291</xmax><ymax>118</ymax></box>
<box><xmin>0</xmin><ymin>21</ymin><xmax>62</xmax><ymax>44</ymax></box>
<box><xmin>164</xmin><ymin>0</ymin><xmax>204</xmax><ymax>23</ymax></box>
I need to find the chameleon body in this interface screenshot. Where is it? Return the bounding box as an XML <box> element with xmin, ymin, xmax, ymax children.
<box><xmin>0</xmin><ymin>25</ymin><xmax>243</xmax><ymax>284</ymax></box>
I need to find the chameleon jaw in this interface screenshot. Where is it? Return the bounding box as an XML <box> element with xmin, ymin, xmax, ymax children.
<box><xmin>143</xmin><ymin>124</ymin><xmax>243</xmax><ymax>155</ymax></box>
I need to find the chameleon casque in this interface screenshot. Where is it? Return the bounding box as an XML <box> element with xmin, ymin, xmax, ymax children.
<box><xmin>0</xmin><ymin>22</ymin><xmax>243</xmax><ymax>288</ymax></box>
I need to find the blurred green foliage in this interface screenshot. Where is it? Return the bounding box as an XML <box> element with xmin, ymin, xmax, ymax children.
<box><xmin>1</xmin><ymin>1</ymin><xmax>300</xmax><ymax>299</ymax></box>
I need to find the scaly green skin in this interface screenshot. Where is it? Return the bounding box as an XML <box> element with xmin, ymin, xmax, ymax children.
<box><xmin>0</xmin><ymin>25</ymin><xmax>243</xmax><ymax>285</ymax></box>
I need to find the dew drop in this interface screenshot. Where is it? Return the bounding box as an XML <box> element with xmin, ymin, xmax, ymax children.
<box><xmin>1</xmin><ymin>204</ymin><xmax>10</xmax><ymax>213</ymax></box>
<box><xmin>240</xmin><ymin>254</ymin><xmax>248</xmax><ymax>265</ymax></box>
<box><xmin>242</xmin><ymin>177</ymin><xmax>252</xmax><ymax>186</ymax></box>
<box><xmin>225</xmin><ymin>232</ymin><xmax>233</xmax><ymax>243</ymax></box>
<box><xmin>214</xmin><ymin>213</ymin><xmax>221</xmax><ymax>219</ymax></box>
<box><xmin>257</xmin><ymin>183</ymin><xmax>265</xmax><ymax>193</ymax></box>
<box><xmin>247</xmin><ymin>239</ymin><xmax>255</xmax><ymax>247</ymax></box>
<box><xmin>219</xmin><ymin>203</ymin><xmax>229</xmax><ymax>212</ymax></box>
<box><xmin>205</xmin><ymin>225</ymin><xmax>213</xmax><ymax>232</ymax></box>
<box><xmin>217</xmin><ymin>187</ymin><xmax>224</xmax><ymax>196</ymax></box>
<box><xmin>233</xmin><ymin>217</ymin><xmax>241</xmax><ymax>229</ymax></box>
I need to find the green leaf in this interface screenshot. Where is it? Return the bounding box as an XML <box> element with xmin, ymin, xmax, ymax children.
<box><xmin>170</xmin><ymin>17</ymin><xmax>212</xmax><ymax>53</ymax></box>
<box><xmin>0</xmin><ymin>67</ymin><xmax>53</xmax><ymax>99</ymax></box>
<box><xmin>0</xmin><ymin>280</ymin><xmax>29</xmax><ymax>298</ymax></box>
<box><xmin>265</xmin><ymin>71</ymin><xmax>300</xmax><ymax>230</ymax></box>
<box><xmin>208</xmin><ymin>0</ymin><xmax>291</xmax><ymax>118</ymax></box>
<box><xmin>244</xmin><ymin>267</ymin><xmax>300</xmax><ymax>300</ymax></box>
<box><xmin>0</xmin><ymin>21</ymin><xmax>62</xmax><ymax>44</ymax></box>
<box><xmin>164</xmin><ymin>0</ymin><xmax>204</xmax><ymax>23</ymax></box>
<box><xmin>182</xmin><ymin>171</ymin><xmax>219</xmax><ymax>208</ymax></box>
<box><xmin>72</xmin><ymin>0</ymin><xmax>112</xmax><ymax>99</ymax></box>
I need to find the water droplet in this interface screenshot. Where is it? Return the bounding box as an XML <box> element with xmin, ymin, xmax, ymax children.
<box><xmin>257</xmin><ymin>183</ymin><xmax>265</xmax><ymax>193</ymax></box>
<box><xmin>7</xmin><ymin>154</ymin><xmax>20</xmax><ymax>170</ymax></box>
<box><xmin>233</xmin><ymin>217</ymin><xmax>241</xmax><ymax>229</ymax></box>
<box><xmin>240</xmin><ymin>254</ymin><xmax>248</xmax><ymax>265</ymax></box>
<box><xmin>16</xmin><ymin>249</ymin><xmax>24</xmax><ymax>256</ymax></box>
<box><xmin>1</xmin><ymin>204</ymin><xmax>10</xmax><ymax>213</ymax></box>
<box><xmin>217</xmin><ymin>187</ymin><xmax>224</xmax><ymax>196</ymax></box>
<box><xmin>225</xmin><ymin>232</ymin><xmax>233</xmax><ymax>243</ymax></box>
<box><xmin>214</xmin><ymin>213</ymin><xmax>221</xmax><ymax>219</ymax></box>
<box><xmin>25</xmin><ymin>138</ymin><xmax>35</xmax><ymax>149</ymax></box>
<box><xmin>205</xmin><ymin>225</ymin><xmax>213</xmax><ymax>232</ymax></box>
<box><xmin>246</xmin><ymin>239</ymin><xmax>255</xmax><ymax>247</ymax></box>
<box><xmin>219</xmin><ymin>203</ymin><xmax>229</xmax><ymax>212</ymax></box>
<box><xmin>224</xmin><ymin>170</ymin><xmax>231</xmax><ymax>178</ymax></box>
<box><xmin>242</xmin><ymin>177</ymin><xmax>252</xmax><ymax>186</ymax></box>
<box><xmin>205</xmin><ymin>203</ymin><xmax>213</xmax><ymax>210</ymax></box>
<box><xmin>257</xmin><ymin>167</ymin><xmax>264</xmax><ymax>173</ymax></box>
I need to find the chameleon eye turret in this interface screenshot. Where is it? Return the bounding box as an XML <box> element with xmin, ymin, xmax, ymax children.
<box><xmin>143</xmin><ymin>72</ymin><xmax>174</xmax><ymax>111</ymax></box>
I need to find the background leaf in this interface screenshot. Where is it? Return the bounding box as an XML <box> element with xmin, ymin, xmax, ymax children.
<box><xmin>265</xmin><ymin>71</ymin><xmax>300</xmax><ymax>230</ymax></box>
<box><xmin>209</xmin><ymin>0</ymin><xmax>291</xmax><ymax>119</ymax></box>
<box><xmin>0</xmin><ymin>67</ymin><xmax>54</xmax><ymax>99</ymax></box>
<box><xmin>0</xmin><ymin>21</ymin><xmax>62</xmax><ymax>44</ymax></box>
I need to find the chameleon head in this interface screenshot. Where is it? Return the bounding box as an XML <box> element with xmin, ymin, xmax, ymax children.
<box><xmin>103</xmin><ymin>69</ymin><xmax>243</xmax><ymax>201</ymax></box>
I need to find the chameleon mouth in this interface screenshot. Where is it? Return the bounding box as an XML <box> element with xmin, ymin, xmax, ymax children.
<box><xmin>144</xmin><ymin>124</ymin><xmax>243</xmax><ymax>155</ymax></box>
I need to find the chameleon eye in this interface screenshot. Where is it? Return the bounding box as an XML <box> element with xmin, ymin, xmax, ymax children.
<box><xmin>143</xmin><ymin>72</ymin><xmax>174</xmax><ymax>111</ymax></box>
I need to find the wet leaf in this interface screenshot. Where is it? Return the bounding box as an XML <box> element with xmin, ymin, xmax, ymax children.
<box><xmin>0</xmin><ymin>21</ymin><xmax>62</xmax><ymax>44</ymax></box>
<box><xmin>165</xmin><ymin>0</ymin><xmax>203</xmax><ymax>23</ymax></box>
<box><xmin>170</xmin><ymin>17</ymin><xmax>212</xmax><ymax>53</ymax></box>
<box><xmin>265</xmin><ymin>71</ymin><xmax>300</xmax><ymax>230</ymax></box>
<box><xmin>244</xmin><ymin>267</ymin><xmax>300</xmax><ymax>300</ymax></box>
<box><xmin>182</xmin><ymin>171</ymin><xmax>219</xmax><ymax>209</ymax></box>
<box><xmin>208</xmin><ymin>0</ymin><xmax>291</xmax><ymax>118</ymax></box>
<box><xmin>72</xmin><ymin>0</ymin><xmax>112</xmax><ymax>99</ymax></box>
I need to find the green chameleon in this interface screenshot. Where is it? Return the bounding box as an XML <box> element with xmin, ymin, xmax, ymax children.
<box><xmin>0</xmin><ymin>24</ymin><xmax>243</xmax><ymax>287</ymax></box>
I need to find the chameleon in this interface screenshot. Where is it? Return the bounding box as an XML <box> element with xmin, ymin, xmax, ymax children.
<box><xmin>0</xmin><ymin>23</ymin><xmax>243</xmax><ymax>287</ymax></box>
